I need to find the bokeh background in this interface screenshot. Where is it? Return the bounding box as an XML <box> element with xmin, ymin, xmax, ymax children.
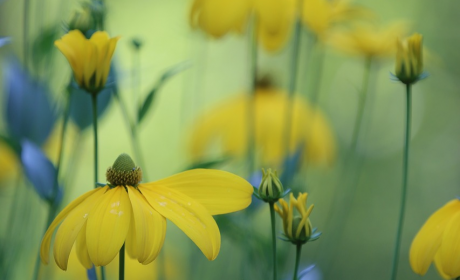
<box><xmin>0</xmin><ymin>0</ymin><xmax>459</xmax><ymax>279</ymax></box>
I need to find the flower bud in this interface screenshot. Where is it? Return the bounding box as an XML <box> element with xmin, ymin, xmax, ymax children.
<box><xmin>258</xmin><ymin>168</ymin><xmax>284</xmax><ymax>203</ymax></box>
<box><xmin>395</xmin><ymin>33</ymin><xmax>424</xmax><ymax>85</ymax></box>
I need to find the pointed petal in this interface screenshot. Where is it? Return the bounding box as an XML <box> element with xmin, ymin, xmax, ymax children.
<box><xmin>86</xmin><ymin>187</ymin><xmax>132</xmax><ymax>266</ymax></box>
<box><xmin>409</xmin><ymin>199</ymin><xmax>460</xmax><ymax>275</ymax></box>
<box><xmin>439</xmin><ymin>210</ymin><xmax>460</xmax><ymax>278</ymax></box>
<box><xmin>53</xmin><ymin>187</ymin><xmax>107</xmax><ymax>270</ymax></box>
<box><xmin>126</xmin><ymin>187</ymin><xmax>166</xmax><ymax>264</ymax></box>
<box><xmin>142</xmin><ymin>169</ymin><xmax>252</xmax><ymax>215</ymax></box>
<box><xmin>40</xmin><ymin>187</ymin><xmax>106</xmax><ymax>265</ymax></box>
<box><xmin>139</xmin><ymin>185</ymin><xmax>221</xmax><ymax>260</ymax></box>
<box><xmin>76</xmin><ymin>222</ymin><xmax>93</xmax><ymax>269</ymax></box>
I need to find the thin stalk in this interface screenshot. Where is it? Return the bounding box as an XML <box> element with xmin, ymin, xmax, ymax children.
<box><xmin>349</xmin><ymin>57</ymin><xmax>372</xmax><ymax>154</ymax></box>
<box><xmin>23</xmin><ymin>0</ymin><xmax>30</xmax><ymax>68</ymax></box>
<box><xmin>292</xmin><ymin>244</ymin><xmax>302</xmax><ymax>280</ymax></box>
<box><xmin>32</xmin><ymin>92</ymin><xmax>72</xmax><ymax>280</ymax></box>
<box><xmin>246</xmin><ymin>15</ymin><xmax>258</xmax><ymax>175</ymax></box>
<box><xmin>119</xmin><ymin>244</ymin><xmax>125</xmax><ymax>280</ymax></box>
<box><xmin>390</xmin><ymin>84</ymin><xmax>412</xmax><ymax>280</ymax></box>
<box><xmin>283</xmin><ymin>17</ymin><xmax>302</xmax><ymax>179</ymax></box>
<box><xmin>91</xmin><ymin>93</ymin><xmax>99</xmax><ymax>186</ymax></box>
<box><xmin>269</xmin><ymin>202</ymin><xmax>278</xmax><ymax>280</ymax></box>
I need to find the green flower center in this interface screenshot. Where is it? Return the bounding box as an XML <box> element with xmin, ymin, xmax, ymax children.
<box><xmin>106</xmin><ymin>153</ymin><xmax>142</xmax><ymax>186</ymax></box>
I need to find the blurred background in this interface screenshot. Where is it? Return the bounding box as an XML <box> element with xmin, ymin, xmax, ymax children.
<box><xmin>0</xmin><ymin>0</ymin><xmax>459</xmax><ymax>279</ymax></box>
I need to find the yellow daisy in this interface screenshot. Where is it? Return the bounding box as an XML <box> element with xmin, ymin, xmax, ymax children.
<box><xmin>410</xmin><ymin>199</ymin><xmax>460</xmax><ymax>279</ymax></box>
<box><xmin>188</xmin><ymin>87</ymin><xmax>336</xmax><ymax>167</ymax></box>
<box><xmin>55</xmin><ymin>30</ymin><xmax>119</xmax><ymax>94</ymax></box>
<box><xmin>40</xmin><ymin>154</ymin><xmax>252</xmax><ymax>270</ymax></box>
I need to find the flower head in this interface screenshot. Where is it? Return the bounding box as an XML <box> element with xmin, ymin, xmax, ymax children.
<box><xmin>188</xmin><ymin>87</ymin><xmax>336</xmax><ymax>168</ymax></box>
<box><xmin>258</xmin><ymin>168</ymin><xmax>284</xmax><ymax>203</ymax></box>
<box><xmin>40</xmin><ymin>154</ymin><xmax>252</xmax><ymax>270</ymax></box>
<box><xmin>55</xmin><ymin>30</ymin><xmax>119</xmax><ymax>94</ymax></box>
<box><xmin>410</xmin><ymin>198</ymin><xmax>460</xmax><ymax>279</ymax></box>
<box><xmin>395</xmin><ymin>33</ymin><xmax>424</xmax><ymax>85</ymax></box>
<box><xmin>329</xmin><ymin>22</ymin><xmax>407</xmax><ymax>58</ymax></box>
<box><xmin>274</xmin><ymin>192</ymin><xmax>320</xmax><ymax>244</ymax></box>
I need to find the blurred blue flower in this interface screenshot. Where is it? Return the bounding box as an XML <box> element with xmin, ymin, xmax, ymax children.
<box><xmin>21</xmin><ymin>140</ymin><xmax>62</xmax><ymax>203</ymax></box>
<box><xmin>0</xmin><ymin>37</ymin><xmax>11</xmax><ymax>47</ymax></box>
<box><xmin>279</xmin><ymin>145</ymin><xmax>303</xmax><ymax>186</ymax></box>
<box><xmin>69</xmin><ymin>67</ymin><xmax>116</xmax><ymax>130</ymax></box>
<box><xmin>4</xmin><ymin>59</ymin><xmax>56</xmax><ymax>146</ymax></box>
<box><xmin>86</xmin><ymin>266</ymin><xmax>97</xmax><ymax>280</ymax></box>
<box><xmin>247</xmin><ymin>170</ymin><xmax>264</xmax><ymax>212</ymax></box>
<box><xmin>299</xmin><ymin>265</ymin><xmax>322</xmax><ymax>280</ymax></box>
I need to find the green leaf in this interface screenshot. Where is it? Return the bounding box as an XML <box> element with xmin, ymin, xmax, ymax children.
<box><xmin>137</xmin><ymin>61</ymin><xmax>191</xmax><ymax>124</ymax></box>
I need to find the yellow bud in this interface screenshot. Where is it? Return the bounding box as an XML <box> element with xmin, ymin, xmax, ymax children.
<box><xmin>395</xmin><ymin>33</ymin><xmax>424</xmax><ymax>84</ymax></box>
<box><xmin>258</xmin><ymin>168</ymin><xmax>284</xmax><ymax>203</ymax></box>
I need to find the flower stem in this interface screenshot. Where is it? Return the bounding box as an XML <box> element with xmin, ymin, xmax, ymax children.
<box><xmin>32</xmin><ymin>91</ymin><xmax>72</xmax><ymax>280</ymax></box>
<box><xmin>269</xmin><ymin>202</ymin><xmax>278</xmax><ymax>280</ymax></box>
<box><xmin>119</xmin><ymin>243</ymin><xmax>125</xmax><ymax>280</ymax></box>
<box><xmin>349</xmin><ymin>57</ymin><xmax>373</xmax><ymax>154</ymax></box>
<box><xmin>293</xmin><ymin>244</ymin><xmax>302</xmax><ymax>280</ymax></box>
<box><xmin>91</xmin><ymin>93</ymin><xmax>99</xmax><ymax>186</ymax></box>
<box><xmin>23</xmin><ymin>0</ymin><xmax>30</xmax><ymax>68</ymax></box>
<box><xmin>390</xmin><ymin>84</ymin><xmax>412</xmax><ymax>280</ymax></box>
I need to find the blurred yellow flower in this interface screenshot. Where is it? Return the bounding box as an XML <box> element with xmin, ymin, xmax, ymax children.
<box><xmin>395</xmin><ymin>33</ymin><xmax>423</xmax><ymax>84</ymax></box>
<box><xmin>189</xmin><ymin>0</ymin><xmax>251</xmax><ymax>38</ymax></box>
<box><xmin>329</xmin><ymin>22</ymin><xmax>407</xmax><ymax>58</ymax></box>
<box><xmin>301</xmin><ymin>0</ymin><xmax>372</xmax><ymax>40</ymax></box>
<box><xmin>40</xmin><ymin>154</ymin><xmax>252</xmax><ymax>270</ymax></box>
<box><xmin>189</xmin><ymin>87</ymin><xmax>336</xmax><ymax>167</ymax></box>
<box><xmin>55</xmin><ymin>30</ymin><xmax>119</xmax><ymax>94</ymax></box>
<box><xmin>274</xmin><ymin>192</ymin><xmax>315</xmax><ymax>244</ymax></box>
<box><xmin>0</xmin><ymin>142</ymin><xmax>19</xmax><ymax>181</ymax></box>
<box><xmin>410</xmin><ymin>199</ymin><xmax>460</xmax><ymax>279</ymax></box>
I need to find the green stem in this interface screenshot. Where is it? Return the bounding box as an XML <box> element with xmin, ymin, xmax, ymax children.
<box><xmin>119</xmin><ymin>243</ymin><xmax>125</xmax><ymax>280</ymax></box>
<box><xmin>32</xmin><ymin>92</ymin><xmax>72</xmax><ymax>280</ymax></box>
<box><xmin>269</xmin><ymin>202</ymin><xmax>277</xmax><ymax>280</ymax></box>
<box><xmin>283</xmin><ymin>17</ymin><xmax>302</xmax><ymax>176</ymax></box>
<box><xmin>292</xmin><ymin>244</ymin><xmax>302</xmax><ymax>280</ymax></box>
<box><xmin>390</xmin><ymin>84</ymin><xmax>412</xmax><ymax>280</ymax></box>
<box><xmin>308</xmin><ymin>43</ymin><xmax>325</xmax><ymax>106</ymax></box>
<box><xmin>91</xmin><ymin>94</ymin><xmax>99</xmax><ymax>186</ymax></box>
<box><xmin>23</xmin><ymin>0</ymin><xmax>30</xmax><ymax>68</ymax></box>
<box><xmin>246</xmin><ymin>15</ymin><xmax>258</xmax><ymax>174</ymax></box>
<box><xmin>349</xmin><ymin>57</ymin><xmax>373</xmax><ymax>154</ymax></box>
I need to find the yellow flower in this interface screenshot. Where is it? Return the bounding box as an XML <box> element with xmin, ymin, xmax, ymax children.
<box><xmin>55</xmin><ymin>30</ymin><xmax>119</xmax><ymax>94</ymax></box>
<box><xmin>189</xmin><ymin>0</ymin><xmax>252</xmax><ymax>38</ymax></box>
<box><xmin>40</xmin><ymin>154</ymin><xmax>252</xmax><ymax>270</ymax></box>
<box><xmin>395</xmin><ymin>33</ymin><xmax>423</xmax><ymax>84</ymax></box>
<box><xmin>329</xmin><ymin>22</ymin><xmax>407</xmax><ymax>58</ymax></box>
<box><xmin>275</xmin><ymin>192</ymin><xmax>319</xmax><ymax>244</ymax></box>
<box><xmin>188</xmin><ymin>87</ymin><xmax>336</xmax><ymax>167</ymax></box>
<box><xmin>301</xmin><ymin>0</ymin><xmax>372</xmax><ymax>40</ymax></box>
<box><xmin>410</xmin><ymin>199</ymin><xmax>460</xmax><ymax>279</ymax></box>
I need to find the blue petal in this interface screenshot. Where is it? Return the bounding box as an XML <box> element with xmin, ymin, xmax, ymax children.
<box><xmin>69</xmin><ymin>68</ymin><xmax>116</xmax><ymax>131</ymax></box>
<box><xmin>4</xmin><ymin>59</ymin><xmax>56</xmax><ymax>146</ymax></box>
<box><xmin>86</xmin><ymin>266</ymin><xmax>97</xmax><ymax>280</ymax></box>
<box><xmin>20</xmin><ymin>140</ymin><xmax>57</xmax><ymax>201</ymax></box>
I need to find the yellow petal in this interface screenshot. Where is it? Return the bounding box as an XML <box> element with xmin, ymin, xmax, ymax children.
<box><xmin>86</xmin><ymin>187</ymin><xmax>132</xmax><ymax>266</ymax></box>
<box><xmin>40</xmin><ymin>187</ymin><xmax>105</xmax><ymax>265</ymax></box>
<box><xmin>409</xmin><ymin>199</ymin><xmax>460</xmax><ymax>275</ymax></box>
<box><xmin>142</xmin><ymin>169</ymin><xmax>252</xmax><ymax>215</ymax></box>
<box><xmin>100</xmin><ymin>37</ymin><xmax>120</xmax><ymax>87</ymax></box>
<box><xmin>434</xmin><ymin>251</ymin><xmax>451</xmax><ymax>280</ymax></box>
<box><xmin>53</xmin><ymin>186</ymin><xmax>107</xmax><ymax>270</ymax></box>
<box><xmin>82</xmin><ymin>41</ymin><xmax>98</xmax><ymax>90</ymax></box>
<box><xmin>139</xmin><ymin>184</ymin><xmax>221</xmax><ymax>260</ymax></box>
<box><xmin>55</xmin><ymin>30</ymin><xmax>88</xmax><ymax>85</ymax></box>
<box><xmin>127</xmin><ymin>187</ymin><xmax>166</xmax><ymax>264</ymax></box>
<box><xmin>89</xmin><ymin>32</ymin><xmax>110</xmax><ymax>87</ymax></box>
<box><xmin>76</xmin><ymin>222</ymin><xmax>93</xmax><ymax>269</ymax></box>
<box><xmin>439</xmin><ymin>210</ymin><xmax>460</xmax><ymax>278</ymax></box>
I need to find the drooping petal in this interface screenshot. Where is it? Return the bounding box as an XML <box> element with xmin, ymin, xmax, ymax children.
<box><xmin>76</xmin><ymin>222</ymin><xmax>93</xmax><ymax>269</ymax></box>
<box><xmin>40</xmin><ymin>187</ymin><xmax>106</xmax><ymax>265</ymax></box>
<box><xmin>126</xmin><ymin>187</ymin><xmax>166</xmax><ymax>264</ymax></box>
<box><xmin>438</xmin><ymin>210</ymin><xmax>460</xmax><ymax>278</ymax></box>
<box><xmin>139</xmin><ymin>185</ymin><xmax>221</xmax><ymax>260</ymax></box>
<box><xmin>142</xmin><ymin>169</ymin><xmax>252</xmax><ymax>215</ymax></box>
<box><xmin>86</xmin><ymin>187</ymin><xmax>132</xmax><ymax>266</ymax></box>
<box><xmin>434</xmin><ymin>251</ymin><xmax>451</xmax><ymax>280</ymax></box>
<box><xmin>52</xmin><ymin>187</ymin><xmax>107</xmax><ymax>270</ymax></box>
<box><xmin>409</xmin><ymin>199</ymin><xmax>460</xmax><ymax>275</ymax></box>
